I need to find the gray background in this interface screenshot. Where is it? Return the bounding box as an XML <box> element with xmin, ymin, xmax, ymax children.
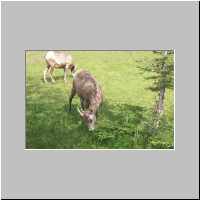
<box><xmin>1</xmin><ymin>1</ymin><xmax>199</xmax><ymax>199</ymax></box>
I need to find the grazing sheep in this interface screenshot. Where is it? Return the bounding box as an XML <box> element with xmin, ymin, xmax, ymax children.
<box><xmin>44</xmin><ymin>51</ymin><xmax>76</xmax><ymax>83</ymax></box>
<box><xmin>69</xmin><ymin>69</ymin><xmax>103</xmax><ymax>131</ymax></box>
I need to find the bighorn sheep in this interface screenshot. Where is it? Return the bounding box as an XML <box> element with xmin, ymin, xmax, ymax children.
<box><xmin>69</xmin><ymin>69</ymin><xmax>103</xmax><ymax>131</ymax></box>
<box><xmin>44</xmin><ymin>51</ymin><xmax>76</xmax><ymax>83</ymax></box>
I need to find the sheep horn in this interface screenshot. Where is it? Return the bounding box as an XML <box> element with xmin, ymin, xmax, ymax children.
<box><xmin>77</xmin><ymin>107</ymin><xmax>84</xmax><ymax>116</ymax></box>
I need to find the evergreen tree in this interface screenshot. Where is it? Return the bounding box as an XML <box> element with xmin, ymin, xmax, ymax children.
<box><xmin>151</xmin><ymin>50</ymin><xmax>174</xmax><ymax>127</ymax></box>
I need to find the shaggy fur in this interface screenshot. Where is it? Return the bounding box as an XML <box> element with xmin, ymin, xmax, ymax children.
<box><xmin>69</xmin><ymin>69</ymin><xmax>103</xmax><ymax>130</ymax></box>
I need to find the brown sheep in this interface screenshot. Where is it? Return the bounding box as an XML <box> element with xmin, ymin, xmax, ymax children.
<box><xmin>69</xmin><ymin>69</ymin><xmax>103</xmax><ymax>131</ymax></box>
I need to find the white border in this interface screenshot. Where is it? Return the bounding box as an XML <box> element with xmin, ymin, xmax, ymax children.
<box><xmin>173</xmin><ymin>49</ymin><xmax>176</xmax><ymax>150</ymax></box>
<box><xmin>24</xmin><ymin>49</ymin><xmax>175</xmax><ymax>151</ymax></box>
<box><xmin>1</xmin><ymin>0</ymin><xmax>198</xmax><ymax>2</ymax></box>
<box><xmin>0</xmin><ymin>2</ymin><xmax>2</xmax><ymax>198</ymax></box>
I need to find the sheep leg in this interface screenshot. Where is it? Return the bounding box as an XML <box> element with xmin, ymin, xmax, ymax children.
<box><xmin>82</xmin><ymin>99</ymin><xmax>89</xmax><ymax>110</ymax></box>
<box><xmin>43</xmin><ymin>68</ymin><xmax>48</xmax><ymax>83</ymax></box>
<box><xmin>49</xmin><ymin>67</ymin><xmax>55</xmax><ymax>83</ymax></box>
<box><xmin>84</xmin><ymin>99</ymin><xmax>90</xmax><ymax>110</ymax></box>
<box><xmin>64</xmin><ymin>66</ymin><xmax>67</xmax><ymax>83</ymax></box>
<box><xmin>80</xmin><ymin>98</ymin><xmax>85</xmax><ymax>110</ymax></box>
<box><xmin>69</xmin><ymin>87</ymin><xmax>76</xmax><ymax>111</ymax></box>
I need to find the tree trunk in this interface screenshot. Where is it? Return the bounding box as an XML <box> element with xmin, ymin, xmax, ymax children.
<box><xmin>157</xmin><ymin>87</ymin><xmax>166</xmax><ymax>114</ymax></box>
<box><xmin>154</xmin><ymin>50</ymin><xmax>168</xmax><ymax>127</ymax></box>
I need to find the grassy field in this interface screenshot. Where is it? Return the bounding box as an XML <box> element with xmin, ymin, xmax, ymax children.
<box><xmin>26</xmin><ymin>51</ymin><xmax>174</xmax><ymax>149</ymax></box>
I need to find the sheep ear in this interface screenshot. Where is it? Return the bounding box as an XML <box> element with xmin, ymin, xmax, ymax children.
<box><xmin>74</xmin><ymin>64</ymin><xmax>77</xmax><ymax>71</ymax></box>
<box><xmin>69</xmin><ymin>64</ymin><xmax>76</xmax><ymax>73</ymax></box>
<box><xmin>70</xmin><ymin>64</ymin><xmax>74</xmax><ymax>71</ymax></box>
<box><xmin>77</xmin><ymin>107</ymin><xmax>84</xmax><ymax>117</ymax></box>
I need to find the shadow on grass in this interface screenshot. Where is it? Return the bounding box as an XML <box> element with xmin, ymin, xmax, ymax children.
<box><xmin>64</xmin><ymin>99</ymin><xmax>149</xmax><ymax>149</ymax></box>
<box><xmin>100</xmin><ymin>100</ymin><xmax>146</xmax><ymax>126</ymax></box>
<box><xmin>67</xmin><ymin>99</ymin><xmax>147</xmax><ymax>130</ymax></box>
<box><xmin>26</xmin><ymin>81</ymin><xmax>173</xmax><ymax>149</ymax></box>
<box><xmin>26</xmin><ymin>77</ymin><xmax>149</xmax><ymax>149</ymax></box>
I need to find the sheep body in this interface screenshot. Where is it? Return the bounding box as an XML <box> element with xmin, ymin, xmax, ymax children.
<box><xmin>44</xmin><ymin>51</ymin><xmax>75</xmax><ymax>82</ymax></box>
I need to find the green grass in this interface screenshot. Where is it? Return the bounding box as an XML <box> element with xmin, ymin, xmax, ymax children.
<box><xmin>26</xmin><ymin>51</ymin><xmax>174</xmax><ymax>149</ymax></box>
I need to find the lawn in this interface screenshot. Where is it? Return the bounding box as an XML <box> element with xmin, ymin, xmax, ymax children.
<box><xmin>26</xmin><ymin>51</ymin><xmax>174</xmax><ymax>149</ymax></box>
